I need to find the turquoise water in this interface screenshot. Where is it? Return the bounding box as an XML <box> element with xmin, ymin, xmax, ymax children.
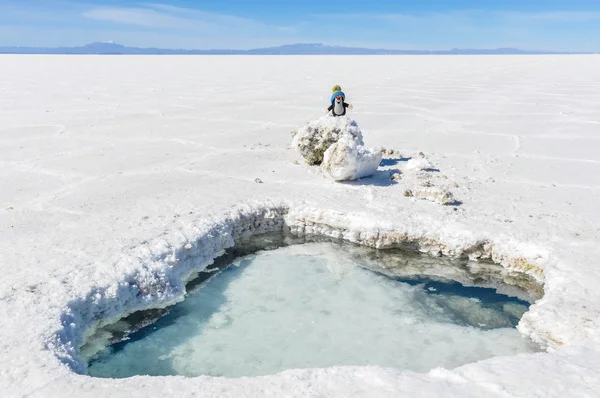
<box><xmin>87</xmin><ymin>242</ymin><xmax>539</xmax><ymax>378</ymax></box>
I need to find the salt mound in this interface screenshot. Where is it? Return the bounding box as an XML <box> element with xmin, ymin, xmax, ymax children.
<box><xmin>321</xmin><ymin>134</ymin><xmax>382</xmax><ymax>181</ymax></box>
<box><xmin>406</xmin><ymin>157</ymin><xmax>433</xmax><ymax>171</ymax></box>
<box><xmin>291</xmin><ymin>116</ymin><xmax>363</xmax><ymax>165</ymax></box>
<box><xmin>292</xmin><ymin>116</ymin><xmax>381</xmax><ymax>181</ymax></box>
<box><xmin>400</xmin><ymin>155</ymin><xmax>457</xmax><ymax>205</ymax></box>
<box><xmin>408</xmin><ymin>186</ymin><xmax>456</xmax><ymax>205</ymax></box>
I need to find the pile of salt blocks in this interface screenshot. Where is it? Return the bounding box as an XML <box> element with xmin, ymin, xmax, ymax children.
<box><xmin>291</xmin><ymin>116</ymin><xmax>382</xmax><ymax>181</ymax></box>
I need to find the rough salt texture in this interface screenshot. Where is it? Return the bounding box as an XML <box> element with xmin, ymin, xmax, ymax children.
<box><xmin>410</xmin><ymin>186</ymin><xmax>456</xmax><ymax>205</ymax></box>
<box><xmin>291</xmin><ymin>116</ymin><xmax>363</xmax><ymax>165</ymax></box>
<box><xmin>321</xmin><ymin>133</ymin><xmax>383</xmax><ymax>181</ymax></box>
<box><xmin>392</xmin><ymin>155</ymin><xmax>457</xmax><ymax>205</ymax></box>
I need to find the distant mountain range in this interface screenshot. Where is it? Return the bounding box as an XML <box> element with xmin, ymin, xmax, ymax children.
<box><xmin>0</xmin><ymin>42</ymin><xmax>593</xmax><ymax>55</ymax></box>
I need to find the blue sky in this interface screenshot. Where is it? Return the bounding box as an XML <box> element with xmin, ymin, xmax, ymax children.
<box><xmin>1</xmin><ymin>0</ymin><xmax>600</xmax><ymax>50</ymax></box>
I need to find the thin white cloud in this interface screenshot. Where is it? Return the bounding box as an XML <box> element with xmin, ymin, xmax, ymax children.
<box><xmin>78</xmin><ymin>3</ymin><xmax>303</xmax><ymax>48</ymax></box>
<box><xmin>309</xmin><ymin>9</ymin><xmax>600</xmax><ymax>50</ymax></box>
<box><xmin>312</xmin><ymin>11</ymin><xmax>479</xmax><ymax>34</ymax></box>
<box><xmin>82</xmin><ymin>3</ymin><xmax>294</xmax><ymax>34</ymax></box>
<box><xmin>501</xmin><ymin>11</ymin><xmax>600</xmax><ymax>22</ymax></box>
<box><xmin>313</xmin><ymin>11</ymin><xmax>471</xmax><ymax>22</ymax></box>
<box><xmin>144</xmin><ymin>3</ymin><xmax>268</xmax><ymax>28</ymax></box>
<box><xmin>82</xmin><ymin>7</ymin><xmax>196</xmax><ymax>28</ymax></box>
<box><xmin>0</xmin><ymin>1</ymin><xmax>84</xmax><ymax>22</ymax></box>
<box><xmin>316</xmin><ymin>9</ymin><xmax>600</xmax><ymax>24</ymax></box>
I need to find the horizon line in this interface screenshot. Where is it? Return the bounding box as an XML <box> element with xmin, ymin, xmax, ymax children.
<box><xmin>0</xmin><ymin>42</ymin><xmax>597</xmax><ymax>55</ymax></box>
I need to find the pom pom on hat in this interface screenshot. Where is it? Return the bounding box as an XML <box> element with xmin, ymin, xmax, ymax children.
<box><xmin>332</xmin><ymin>84</ymin><xmax>342</xmax><ymax>94</ymax></box>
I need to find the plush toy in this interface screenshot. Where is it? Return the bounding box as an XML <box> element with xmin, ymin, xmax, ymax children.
<box><xmin>326</xmin><ymin>85</ymin><xmax>353</xmax><ymax>116</ymax></box>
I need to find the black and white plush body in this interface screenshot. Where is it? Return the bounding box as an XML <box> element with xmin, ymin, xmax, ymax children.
<box><xmin>328</xmin><ymin>96</ymin><xmax>351</xmax><ymax>116</ymax></box>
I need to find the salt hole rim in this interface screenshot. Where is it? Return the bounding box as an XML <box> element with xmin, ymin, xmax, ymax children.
<box><xmin>48</xmin><ymin>204</ymin><xmax>548</xmax><ymax>376</ymax></box>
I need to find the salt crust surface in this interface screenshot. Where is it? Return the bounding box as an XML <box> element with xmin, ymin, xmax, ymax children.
<box><xmin>1</xmin><ymin>55</ymin><xmax>600</xmax><ymax>397</ymax></box>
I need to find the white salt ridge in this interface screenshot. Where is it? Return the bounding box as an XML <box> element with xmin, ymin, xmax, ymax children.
<box><xmin>88</xmin><ymin>243</ymin><xmax>536</xmax><ymax>379</ymax></box>
<box><xmin>1</xmin><ymin>55</ymin><xmax>600</xmax><ymax>397</ymax></box>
